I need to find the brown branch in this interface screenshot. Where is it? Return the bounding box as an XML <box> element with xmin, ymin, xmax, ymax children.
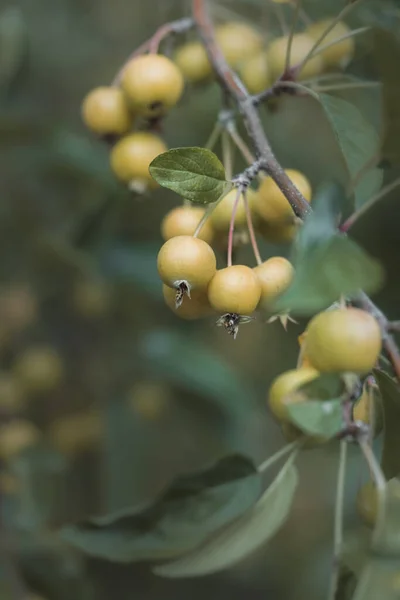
<box><xmin>191</xmin><ymin>0</ymin><xmax>400</xmax><ymax>384</ymax></box>
<box><xmin>192</xmin><ymin>0</ymin><xmax>312</xmax><ymax>220</ymax></box>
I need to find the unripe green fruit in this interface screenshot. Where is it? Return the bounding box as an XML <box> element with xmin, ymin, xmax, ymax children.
<box><xmin>267</xmin><ymin>33</ymin><xmax>324</xmax><ymax>81</ymax></box>
<box><xmin>110</xmin><ymin>132</ymin><xmax>167</xmax><ymax>188</ymax></box>
<box><xmin>81</xmin><ymin>86</ymin><xmax>132</xmax><ymax>135</ymax></box>
<box><xmin>157</xmin><ymin>236</ymin><xmax>217</xmax><ymax>291</ymax></box>
<box><xmin>122</xmin><ymin>54</ymin><xmax>184</xmax><ymax>117</ymax></box>
<box><xmin>208</xmin><ymin>265</ymin><xmax>261</xmax><ymax>315</ymax></box>
<box><xmin>305</xmin><ymin>308</ymin><xmax>382</xmax><ymax>375</ymax></box>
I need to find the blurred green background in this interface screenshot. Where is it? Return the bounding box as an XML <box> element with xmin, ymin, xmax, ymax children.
<box><xmin>0</xmin><ymin>0</ymin><xmax>399</xmax><ymax>599</ymax></box>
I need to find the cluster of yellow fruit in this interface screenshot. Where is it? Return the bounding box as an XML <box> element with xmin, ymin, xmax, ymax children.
<box><xmin>82</xmin><ymin>52</ymin><xmax>185</xmax><ymax>191</ymax></box>
<box><xmin>174</xmin><ymin>20</ymin><xmax>355</xmax><ymax>93</ymax></box>
<box><xmin>158</xmin><ymin>170</ymin><xmax>311</xmax><ymax>328</ymax></box>
<box><xmin>268</xmin><ymin>307</ymin><xmax>382</xmax><ymax>444</ymax></box>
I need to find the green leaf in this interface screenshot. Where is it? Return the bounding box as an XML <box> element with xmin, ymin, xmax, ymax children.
<box><xmin>275</xmin><ymin>235</ymin><xmax>384</xmax><ymax>316</ymax></box>
<box><xmin>319</xmin><ymin>93</ymin><xmax>380</xmax><ymax>181</ymax></box>
<box><xmin>61</xmin><ymin>454</ymin><xmax>261</xmax><ymax>563</ymax></box>
<box><xmin>374</xmin><ymin>370</ymin><xmax>400</xmax><ymax>480</ymax></box>
<box><xmin>287</xmin><ymin>399</ymin><xmax>343</xmax><ymax>438</ymax></box>
<box><xmin>351</xmin><ymin>558</ymin><xmax>400</xmax><ymax>600</ymax></box>
<box><xmin>354</xmin><ymin>168</ymin><xmax>384</xmax><ymax>211</ymax></box>
<box><xmin>153</xmin><ymin>453</ymin><xmax>298</xmax><ymax>577</ymax></box>
<box><xmin>373</xmin><ymin>29</ymin><xmax>400</xmax><ymax>164</ymax></box>
<box><xmin>299</xmin><ymin>373</ymin><xmax>345</xmax><ymax>401</ymax></box>
<box><xmin>372</xmin><ymin>478</ymin><xmax>400</xmax><ymax>557</ymax></box>
<box><xmin>149</xmin><ymin>147</ymin><xmax>229</xmax><ymax>204</ymax></box>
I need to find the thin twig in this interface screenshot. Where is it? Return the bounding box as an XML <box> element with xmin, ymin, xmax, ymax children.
<box><xmin>258</xmin><ymin>440</ymin><xmax>301</xmax><ymax>473</ymax></box>
<box><xmin>285</xmin><ymin>0</ymin><xmax>302</xmax><ymax>73</ymax></box>
<box><xmin>226</xmin><ymin>123</ymin><xmax>255</xmax><ymax>165</ymax></box>
<box><xmin>227</xmin><ymin>188</ymin><xmax>242</xmax><ymax>267</ymax></box>
<box><xmin>204</xmin><ymin>122</ymin><xmax>222</xmax><ymax>151</ymax></box>
<box><xmin>222</xmin><ymin>130</ymin><xmax>234</xmax><ymax>180</ymax></box>
<box><xmin>327</xmin><ymin>440</ymin><xmax>347</xmax><ymax>600</ymax></box>
<box><xmin>341</xmin><ymin>176</ymin><xmax>400</xmax><ymax>233</ymax></box>
<box><xmin>243</xmin><ymin>191</ymin><xmax>262</xmax><ymax>265</ymax></box>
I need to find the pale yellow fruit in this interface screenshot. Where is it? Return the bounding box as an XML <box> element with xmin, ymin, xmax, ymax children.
<box><xmin>0</xmin><ymin>420</ymin><xmax>40</xmax><ymax>461</ymax></box>
<box><xmin>253</xmin><ymin>257</ymin><xmax>294</xmax><ymax>307</ymax></box>
<box><xmin>14</xmin><ymin>346</ymin><xmax>63</xmax><ymax>394</ymax></box>
<box><xmin>268</xmin><ymin>367</ymin><xmax>319</xmax><ymax>422</ymax></box>
<box><xmin>305</xmin><ymin>309</ymin><xmax>382</xmax><ymax>375</ymax></box>
<box><xmin>157</xmin><ymin>236</ymin><xmax>217</xmax><ymax>291</ymax></box>
<box><xmin>110</xmin><ymin>132</ymin><xmax>167</xmax><ymax>188</ymax></box>
<box><xmin>267</xmin><ymin>33</ymin><xmax>324</xmax><ymax>81</ymax></box>
<box><xmin>216</xmin><ymin>22</ymin><xmax>263</xmax><ymax>67</ymax></box>
<box><xmin>174</xmin><ymin>42</ymin><xmax>212</xmax><ymax>83</ymax></box>
<box><xmin>254</xmin><ymin>169</ymin><xmax>312</xmax><ymax>225</ymax></box>
<box><xmin>208</xmin><ymin>265</ymin><xmax>261</xmax><ymax>315</ymax></box>
<box><xmin>239</xmin><ymin>52</ymin><xmax>270</xmax><ymax>94</ymax></box>
<box><xmin>122</xmin><ymin>54</ymin><xmax>184</xmax><ymax>117</ymax></box>
<box><xmin>81</xmin><ymin>87</ymin><xmax>132</xmax><ymax>135</ymax></box>
<box><xmin>161</xmin><ymin>206</ymin><xmax>214</xmax><ymax>244</ymax></box>
<box><xmin>307</xmin><ymin>20</ymin><xmax>355</xmax><ymax>68</ymax></box>
<box><xmin>163</xmin><ymin>285</ymin><xmax>213</xmax><ymax>320</ymax></box>
<box><xmin>356</xmin><ymin>481</ymin><xmax>377</xmax><ymax>527</ymax></box>
<box><xmin>210</xmin><ymin>189</ymin><xmax>256</xmax><ymax>232</ymax></box>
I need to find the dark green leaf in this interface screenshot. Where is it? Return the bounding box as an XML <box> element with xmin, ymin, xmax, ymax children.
<box><xmin>61</xmin><ymin>455</ymin><xmax>261</xmax><ymax>563</ymax></box>
<box><xmin>319</xmin><ymin>94</ymin><xmax>380</xmax><ymax>181</ymax></box>
<box><xmin>354</xmin><ymin>168</ymin><xmax>384</xmax><ymax>211</ymax></box>
<box><xmin>372</xmin><ymin>478</ymin><xmax>400</xmax><ymax>557</ymax></box>
<box><xmin>154</xmin><ymin>453</ymin><xmax>298</xmax><ymax>577</ymax></box>
<box><xmin>374</xmin><ymin>370</ymin><xmax>400</xmax><ymax>479</ymax></box>
<box><xmin>275</xmin><ymin>235</ymin><xmax>384</xmax><ymax>316</ymax></box>
<box><xmin>149</xmin><ymin>147</ymin><xmax>229</xmax><ymax>204</ymax></box>
<box><xmin>373</xmin><ymin>29</ymin><xmax>400</xmax><ymax>164</ymax></box>
<box><xmin>287</xmin><ymin>399</ymin><xmax>343</xmax><ymax>438</ymax></box>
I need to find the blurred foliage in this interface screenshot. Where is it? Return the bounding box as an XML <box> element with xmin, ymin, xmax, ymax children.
<box><xmin>0</xmin><ymin>0</ymin><xmax>400</xmax><ymax>600</ymax></box>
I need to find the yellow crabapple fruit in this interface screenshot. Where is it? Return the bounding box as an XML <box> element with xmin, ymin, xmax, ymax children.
<box><xmin>267</xmin><ymin>33</ymin><xmax>324</xmax><ymax>81</ymax></box>
<box><xmin>122</xmin><ymin>54</ymin><xmax>184</xmax><ymax>117</ymax></box>
<box><xmin>216</xmin><ymin>22</ymin><xmax>263</xmax><ymax>68</ymax></box>
<box><xmin>305</xmin><ymin>308</ymin><xmax>382</xmax><ymax>375</ymax></box>
<box><xmin>307</xmin><ymin>20</ymin><xmax>355</xmax><ymax>69</ymax></box>
<box><xmin>356</xmin><ymin>481</ymin><xmax>377</xmax><ymax>527</ymax></box>
<box><xmin>110</xmin><ymin>132</ymin><xmax>167</xmax><ymax>189</ymax></box>
<box><xmin>253</xmin><ymin>169</ymin><xmax>312</xmax><ymax>225</ymax></box>
<box><xmin>239</xmin><ymin>52</ymin><xmax>270</xmax><ymax>94</ymax></box>
<box><xmin>157</xmin><ymin>236</ymin><xmax>216</xmax><ymax>292</ymax></box>
<box><xmin>81</xmin><ymin>86</ymin><xmax>132</xmax><ymax>135</ymax></box>
<box><xmin>163</xmin><ymin>284</ymin><xmax>213</xmax><ymax>320</ymax></box>
<box><xmin>13</xmin><ymin>346</ymin><xmax>63</xmax><ymax>394</ymax></box>
<box><xmin>174</xmin><ymin>41</ymin><xmax>213</xmax><ymax>83</ymax></box>
<box><xmin>268</xmin><ymin>367</ymin><xmax>319</xmax><ymax>422</ymax></box>
<box><xmin>207</xmin><ymin>265</ymin><xmax>261</xmax><ymax>315</ymax></box>
<box><xmin>253</xmin><ymin>256</ymin><xmax>294</xmax><ymax>308</ymax></box>
<box><xmin>210</xmin><ymin>189</ymin><xmax>257</xmax><ymax>233</ymax></box>
<box><xmin>161</xmin><ymin>205</ymin><xmax>214</xmax><ymax>244</ymax></box>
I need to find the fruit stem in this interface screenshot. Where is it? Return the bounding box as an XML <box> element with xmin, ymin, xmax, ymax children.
<box><xmin>193</xmin><ymin>202</ymin><xmax>217</xmax><ymax>238</ymax></box>
<box><xmin>271</xmin><ymin>1</ymin><xmax>288</xmax><ymax>36</ymax></box>
<box><xmin>222</xmin><ymin>130</ymin><xmax>234</xmax><ymax>180</ymax></box>
<box><xmin>204</xmin><ymin>122</ymin><xmax>222</xmax><ymax>151</ymax></box>
<box><xmin>358</xmin><ymin>436</ymin><xmax>387</xmax><ymax>546</ymax></box>
<box><xmin>226</xmin><ymin>123</ymin><xmax>255</xmax><ymax>165</ymax></box>
<box><xmin>311</xmin><ymin>79</ymin><xmax>379</xmax><ymax>93</ymax></box>
<box><xmin>327</xmin><ymin>440</ymin><xmax>347</xmax><ymax>600</ymax></box>
<box><xmin>227</xmin><ymin>188</ymin><xmax>242</xmax><ymax>267</ymax></box>
<box><xmin>243</xmin><ymin>192</ymin><xmax>262</xmax><ymax>266</ymax></box>
<box><xmin>295</xmin><ymin>0</ymin><xmax>366</xmax><ymax>77</ymax></box>
<box><xmin>284</xmin><ymin>0</ymin><xmax>302</xmax><ymax>74</ymax></box>
<box><xmin>341</xmin><ymin>176</ymin><xmax>400</xmax><ymax>233</ymax></box>
<box><xmin>258</xmin><ymin>439</ymin><xmax>301</xmax><ymax>473</ymax></box>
